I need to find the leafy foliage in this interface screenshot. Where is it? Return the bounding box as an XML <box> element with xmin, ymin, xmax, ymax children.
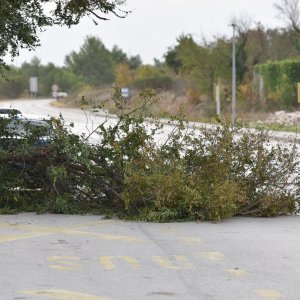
<box><xmin>115</xmin><ymin>62</ymin><xmax>133</xmax><ymax>87</ymax></box>
<box><xmin>133</xmin><ymin>65</ymin><xmax>174</xmax><ymax>90</ymax></box>
<box><xmin>0</xmin><ymin>0</ymin><xmax>128</xmax><ymax>75</ymax></box>
<box><xmin>1</xmin><ymin>90</ymin><xmax>299</xmax><ymax>221</ymax></box>
<box><xmin>0</xmin><ymin>0</ymin><xmax>51</xmax><ymax>74</ymax></box>
<box><xmin>0</xmin><ymin>67</ymin><xmax>27</xmax><ymax>98</ymax></box>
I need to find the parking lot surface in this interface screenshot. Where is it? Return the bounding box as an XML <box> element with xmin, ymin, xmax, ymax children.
<box><xmin>1</xmin><ymin>213</ymin><xmax>300</xmax><ymax>299</ymax></box>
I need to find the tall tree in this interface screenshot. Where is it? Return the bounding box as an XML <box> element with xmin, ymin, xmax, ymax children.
<box><xmin>175</xmin><ymin>35</ymin><xmax>231</xmax><ymax>100</ymax></box>
<box><xmin>0</xmin><ymin>0</ymin><xmax>128</xmax><ymax>74</ymax></box>
<box><xmin>275</xmin><ymin>0</ymin><xmax>300</xmax><ymax>32</ymax></box>
<box><xmin>274</xmin><ymin>0</ymin><xmax>300</xmax><ymax>51</ymax></box>
<box><xmin>127</xmin><ymin>55</ymin><xmax>142</xmax><ymax>69</ymax></box>
<box><xmin>266</xmin><ymin>28</ymin><xmax>300</xmax><ymax>59</ymax></box>
<box><xmin>111</xmin><ymin>45</ymin><xmax>128</xmax><ymax>64</ymax></box>
<box><xmin>242</xmin><ymin>24</ymin><xmax>269</xmax><ymax>81</ymax></box>
<box><xmin>65</xmin><ymin>36</ymin><xmax>115</xmax><ymax>86</ymax></box>
<box><xmin>111</xmin><ymin>46</ymin><xmax>141</xmax><ymax>69</ymax></box>
<box><xmin>164</xmin><ymin>47</ymin><xmax>182</xmax><ymax>74</ymax></box>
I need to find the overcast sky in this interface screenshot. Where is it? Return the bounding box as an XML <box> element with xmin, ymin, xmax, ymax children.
<box><xmin>7</xmin><ymin>0</ymin><xmax>284</xmax><ymax>67</ymax></box>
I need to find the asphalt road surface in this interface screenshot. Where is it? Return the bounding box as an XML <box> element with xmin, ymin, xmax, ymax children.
<box><xmin>1</xmin><ymin>213</ymin><xmax>300</xmax><ymax>300</ymax></box>
<box><xmin>1</xmin><ymin>99</ymin><xmax>300</xmax><ymax>299</ymax></box>
<box><xmin>0</xmin><ymin>98</ymin><xmax>299</xmax><ymax>143</ymax></box>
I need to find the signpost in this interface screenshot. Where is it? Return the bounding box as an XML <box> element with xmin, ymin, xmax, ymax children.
<box><xmin>29</xmin><ymin>77</ymin><xmax>38</xmax><ymax>98</ymax></box>
<box><xmin>121</xmin><ymin>88</ymin><xmax>129</xmax><ymax>98</ymax></box>
<box><xmin>52</xmin><ymin>84</ymin><xmax>59</xmax><ymax>99</ymax></box>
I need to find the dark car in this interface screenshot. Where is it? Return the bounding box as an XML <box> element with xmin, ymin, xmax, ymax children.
<box><xmin>0</xmin><ymin>108</ymin><xmax>52</xmax><ymax>153</ymax></box>
<box><xmin>0</xmin><ymin>108</ymin><xmax>23</xmax><ymax>115</ymax></box>
<box><xmin>0</xmin><ymin>109</ymin><xmax>54</xmax><ymax>193</ymax></box>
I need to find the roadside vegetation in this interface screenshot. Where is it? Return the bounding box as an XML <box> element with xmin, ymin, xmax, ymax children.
<box><xmin>1</xmin><ymin>90</ymin><xmax>299</xmax><ymax>221</ymax></box>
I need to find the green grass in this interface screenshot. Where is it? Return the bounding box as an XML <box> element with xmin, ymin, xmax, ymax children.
<box><xmin>247</xmin><ymin>122</ymin><xmax>300</xmax><ymax>133</ymax></box>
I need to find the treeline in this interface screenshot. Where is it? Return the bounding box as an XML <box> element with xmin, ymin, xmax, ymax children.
<box><xmin>2</xmin><ymin>24</ymin><xmax>300</xmax><ymax>111</ymax></box>
<box><xmin>0</xmin><ymin>35</ymin><xmax>176</xmax><ymax>99</ymax></box>
<box><xmin>163</xmin><ymin>24</ymin><xmax>300</xmax><ymax>110</ymax></box>
<box><xmin>0</xmin><ymin>36</ymin><xmax>143</xmax><ymax>98</ymax></box>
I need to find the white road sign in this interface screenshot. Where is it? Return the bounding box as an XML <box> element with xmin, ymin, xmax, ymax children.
<box><xmin>29</xmin><ymin>77</ymin><xmax>38</xmax><ymax>93</ymax></box>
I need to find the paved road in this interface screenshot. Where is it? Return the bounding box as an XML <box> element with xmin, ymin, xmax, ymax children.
<box><xmin>1</xmin><ymin>98</ymin><xmax>299</xmax><ymax>143</ymax></box>
<box><xmin>0</xmin><ymin>213</ymin><xmax>300</xmax><ymax>300</ymax></box>
<box><xmin>0</xmin><ymin>98</ymin><xmax>183</xmax><ymax>145</ymax></box>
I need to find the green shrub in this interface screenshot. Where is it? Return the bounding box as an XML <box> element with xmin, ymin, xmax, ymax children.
<box><xmin>133</xmin><ymin>65</ymin><xmax>174</xmax><ymax>90</ymax></box>
<box><xmin>255</xmin><ymin>58</ymin><xmax>300</xmax><ymax>108</ymax></box>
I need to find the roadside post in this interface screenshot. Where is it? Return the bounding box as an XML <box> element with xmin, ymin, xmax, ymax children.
<box><xmin>216</xmin><ymin>84</ymin><xmax>221</xmax><ymax>116</ymax></box>
<box><xmin>52</xmin><ymin>84</ymin><xmax>59</xmax><ymax>100</ymax></box>
<box><xmin>231</xmin><ymin>23</ymin><xmax>237</xmax><ymax>128</ymax></box>
<box><xmin>29</xmin><ymin>77</ymin><xmax>38</xmax><ymax>98</ymax></box>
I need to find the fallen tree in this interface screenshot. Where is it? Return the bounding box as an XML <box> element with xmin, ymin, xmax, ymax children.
<box><xmin>1</xmin><ymin>90</ymin><xmax>300</xmax><ymax>221</ymax></box>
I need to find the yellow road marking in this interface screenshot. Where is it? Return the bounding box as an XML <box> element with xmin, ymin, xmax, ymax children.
<box><xmin>226</xmin><ymin>269</ymin><xmax>250</xmax><ymax>278</ymax></box>
<box><xmin>177</xmin><ymin>237</ymin><xmax>202</xmax><ymax>244</ymax></box>
<box><xmin>99</xmin><ymin>256</ymin><xmax>141</xmax><ymax>271</ymax></box>
<box><xmin>48</xmin><ymin>256</ymin><xmax>81</xmax><ymax>271</ymax></box>
<box><xmin>0</xmin><ymin>221</ymin><xmax>115</xmax><ymax>234</ymax></box>
<box><xmin>21</xmin><ymin>289</ymin><xmax>112</xmax><ymax>300</ymax></box>
<box><xmin>0</xmin><ymin>232</ymin><xmax>51</xmax><ymax>243</ymax></box>
<box><xmin>0</xmin><ymin>221</ymin><xmax>142</xmax><ymax>243</ymax></box>
<box><xmin>152</xmin><ymin>255</ymin><xmax>195</xmax><ymax>270</ymax></box>
<box><xmin>162</xmin><ymin>228</ymin><xmax>180</xmax><ymax>233</ymax></box>
<box><xmin>0</xmin><ymin>220</ymin><xmax>114</xmax><ymax>231</ymax></box>
<box><xmin>63</xmin><ymin>230</ymin><xmax>143</xmax><ymax>242</ymax></box>
<box><xmin>255</xmin><ymin>289</ymin><xmax>283</xmax><ymax>299</ymax></box>
<box><xmin>65</xmin><ymin>220</ymin><xmax>116</xmax><ymax>228</ymax></box>
<box><xmin>200</xmin><ymin>252</ymin><xmax>225</xmax><ymax>261</ymax></box>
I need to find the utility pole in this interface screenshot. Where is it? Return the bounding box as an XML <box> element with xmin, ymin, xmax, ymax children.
<box><xmin>231</xmin><ymin>23</ymin><xmax>237</xmax><ymax>128</ymax></box>
<box><xmin>216</xmin><ymin>83</ymin><xmax>221</xmax><ymax>116</ymax></box>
